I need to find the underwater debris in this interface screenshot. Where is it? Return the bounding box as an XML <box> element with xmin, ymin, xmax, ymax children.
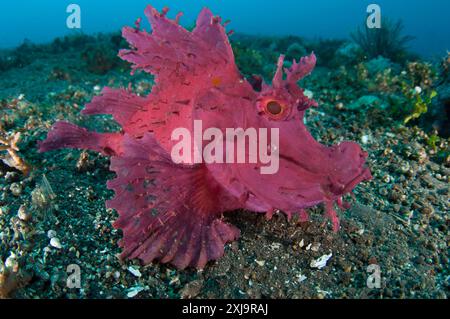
<box><xmin>39</xmin><ymin>5</ymin><xmax>371</xmax><ymax>269</ymax></box>
<box><xmin>0</xmin><ymin>129</ymin><xmax>30</xmax><ymax>175</ymax></box>
<box><xmin>351</xmin><ymin>17</ymin><xmax>414</xmax><ymax>63</ymax></box>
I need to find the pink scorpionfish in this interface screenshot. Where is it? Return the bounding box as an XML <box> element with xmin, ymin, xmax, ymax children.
<box><xmin>39</xmin><ymin>5</ymin><xmax>372</xmax><ymax>269</ymax></box>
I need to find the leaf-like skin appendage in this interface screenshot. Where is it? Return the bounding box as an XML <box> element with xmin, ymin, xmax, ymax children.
<box><xmin>107</xmin><ymin>134</ymin><xmax>240</xmax><ymax>269</ymax></box>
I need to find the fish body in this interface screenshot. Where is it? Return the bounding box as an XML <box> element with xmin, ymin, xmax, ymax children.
<box><xmin>39</xmin><ymin>5</ymin><xmax>371</xmax><ymax>269</ymax></box>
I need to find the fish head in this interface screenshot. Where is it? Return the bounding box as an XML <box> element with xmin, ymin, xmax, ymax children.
<box><xmin>212</xmin><ymin>53</ymin><xmax>372</xmax><ymax>210</ymax></box>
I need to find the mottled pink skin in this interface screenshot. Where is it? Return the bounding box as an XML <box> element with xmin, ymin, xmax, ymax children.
<box><xmin>39</xmin><ymin>5</ymin><xmax>372</xmax><ymax>269</ymax></box>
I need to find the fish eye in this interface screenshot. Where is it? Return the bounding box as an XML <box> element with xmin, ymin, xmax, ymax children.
<box><xmin>266</xmin><ymin>101</ymin><xmax>283</xmax><ymax>115</ymax></box>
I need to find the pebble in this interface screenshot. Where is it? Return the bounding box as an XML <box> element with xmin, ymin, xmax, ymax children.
<box><xmin>255</xmin><ymin>260</ymin><xmax>265</xmax><ymax>267</ymax></box>
<box><xmin>127</xmin><ymin>286</ymin><xmax>145</xmax><ymax>298</ymax></box>
<box><xmin>303</xmin><ymin>89</ymin><xmax>314</xmax><ymax>99</ymax></box>
<box><xmin>47</xmin><ymin>230</ymin><xmax>57</xmax><ymax>239</ymax></box>
<box><xmin>382</xmin><ymin>175</ymin><xmax>392</xmax><ymax>183</ymax></box>
<box><xmin>296</xmin><ymin>274</ymin><xmax>307</xmax><ymax>283</ymax></box>
<box><xmin>414</xmin><ymin>86</ymin><xmax>422</xmax><ymax>94</ymax></box>
<box><xmin>10</xmin><ymin>183</ymin><xmax>22</xmax><ymax>196</ymax></box>
<box><xmin>180</xmin><ymin>280</ymin><xmax>204</xmax><ymax>299</ymax></box>
<box><xmin>5</xmin><ymin>253</ymin><xmax>18</xmax><ymax>271</ymax></box>
<box><xmin>50</xmin><ymin>237</ymin><xmax>62</xmax><ymax>249</ymax></box>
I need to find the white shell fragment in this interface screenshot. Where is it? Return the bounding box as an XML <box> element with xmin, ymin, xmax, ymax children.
<box><xmin>310</xmin><ymin>253</ymin><xmax>332</xmax><ymax>269</ymax></box>
<box><xmin>127</xmin><ymin>286</ymin><xmax>145</xmax><ymax>298</ymax></box>
<box><xmin>128</xmin><ymin>266</ymin><xmax>142</xmax><ymax>278</ymax></box>
<box><xmin>297</xmin><ymin>274</ymin><xmax>307</xmax><ymax>283</ymax></box>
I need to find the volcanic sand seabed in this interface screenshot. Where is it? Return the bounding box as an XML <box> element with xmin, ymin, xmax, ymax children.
<box><xmin>0</xmin><ymin>35</ymin><xmax>448</xmax><ymax>299</ymax></box>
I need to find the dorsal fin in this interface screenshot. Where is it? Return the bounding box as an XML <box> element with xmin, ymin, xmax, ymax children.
<box><xmin>192</xmin><ymin>8</ymin><xmax>235</xmax><ymax>63</ymax></box>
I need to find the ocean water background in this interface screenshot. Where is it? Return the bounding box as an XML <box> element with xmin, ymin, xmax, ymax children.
<box><xmin>0</xmin><ymin>0</ymin><xmax>449</xmax><ymax>58</ymax></box>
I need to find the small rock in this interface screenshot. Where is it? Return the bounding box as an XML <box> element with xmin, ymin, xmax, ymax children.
<box><xmin>361</xmin><ymin>135</ymin><xmax>370</xmax><ymax>145</ymax></box>
<box><xmin>420</xmin><ymin>206</ymin><xmax>434</xmax><ymax>216</ymax></box>
<box><xmin>255</xmin><ymin>260</ymin><xmax>265</xmax><ymax>267</ymax></box>
<box><xmin>17</xmin><ymin>205</ymin><xmax>31</xmax><ymax>221</ymax></box>
<box><xmin>126</xmin><ymin>286</ymin><xmax>145</xmax><ymax>298</ymax></box>
<box><xmin>348</xmin><ymin>95</ymin><xmax>386</xmax><ymax>111</ymax></box>
<box><xmin>335</xmin><ymin>102</ymin><xmax>344</xmax><ymax>110</ymax></box>
<box><xmin>303</xmin><ymin>89</ymin><xmax>314</xmax><ymax>100</ymax></box>
<box><xmin>5</xmin><ymin>172</ymin><xmax>18</xmax><ymax>182</ymax></box>
<box><xmin>299</xmin><ymin>239</ymin><xmax>305</xmax><ymax>248</ymax></box>
<box><xmin>180</xmin><ymin>280</ymin><xmax>204</xmax><ymax>299</ymax></box>
<box><xmin>10</xmin><ymin>183</ymin><xmax>22</xmax><ymax>196</ymax></box>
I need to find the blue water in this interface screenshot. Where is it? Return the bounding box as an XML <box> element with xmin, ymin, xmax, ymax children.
<box><xmin>0</xmin><ymin>0</ymin><xmax>449</xmax><ymax>58</ymax></box>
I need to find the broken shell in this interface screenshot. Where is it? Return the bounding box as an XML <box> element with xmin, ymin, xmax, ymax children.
<box><xmin>50</xmin><ymin>237</ymin><xmax>62</xmax><ymax>249</ymax></box>
<box><xmin>310</xmin><ymin>253</ymin><xmax>333</xmax><ymax>269</ymax></box>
